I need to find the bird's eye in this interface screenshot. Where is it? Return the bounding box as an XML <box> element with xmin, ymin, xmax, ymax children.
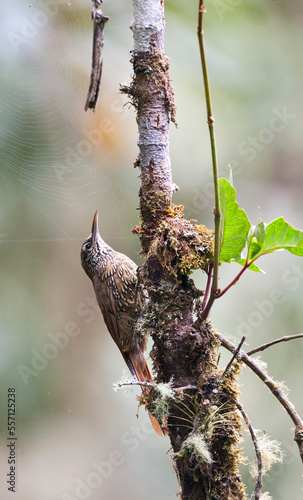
<box><xmin>85</xmin><ymin>243</ymin><xmax>92</xmax><ymax>250</ymax></box>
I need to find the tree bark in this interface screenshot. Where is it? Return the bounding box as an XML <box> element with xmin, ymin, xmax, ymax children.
<box><xmin>123</xmin><ymin>1</ymin><xmax>246</xmax><ymax>498</ymax></box>
<box><xmin>122</xmin><ymin>0</ymin><xmax>176</xmax><ymax>235</ymax></box>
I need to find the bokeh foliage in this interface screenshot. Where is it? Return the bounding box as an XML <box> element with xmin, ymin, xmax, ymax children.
<box><xmin>0</xmin><ymin>1</ymin><xmax>302</xmax><ymax>498</ymax></box>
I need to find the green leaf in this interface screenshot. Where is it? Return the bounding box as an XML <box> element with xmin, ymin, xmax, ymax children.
<box><xmin>247</xmin><ymin>240</ymin><xmax>261</xmax><ymax>260</ymax></box>
<box><xmin>254</xmin><ymin>221</ymin><xmax>266</xmax><ymax>246</ymax></box>
<box><xmin>246</xmin><ymin>221</ymin><xmax>265</xmax><ymax>260</ymax></box>
<box><xmin>236</xmin><ymin>258</ymin><xmax>264</xmax><ymax>273</ymax></box>
<box><xmin>248</xmin><ymin>217</ymin><xmax>303</xmax><ymax>260</ymax></box>
<box><xmin>218</xmin><ymin>178</ymin><xmax>251</xmax><ymax>263</ymax></box>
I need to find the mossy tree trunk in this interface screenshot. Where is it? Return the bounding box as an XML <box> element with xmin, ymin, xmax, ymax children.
<box><xmin>122</xmin><ymin>1</ymin><xmax>246</xmax><ymax>498</ymax></box>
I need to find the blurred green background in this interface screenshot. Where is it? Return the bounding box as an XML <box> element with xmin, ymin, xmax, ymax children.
<box><xmin>1</xmin><ymin>0</ymin><xmax>303</xmax><ymax>499</ymax></box>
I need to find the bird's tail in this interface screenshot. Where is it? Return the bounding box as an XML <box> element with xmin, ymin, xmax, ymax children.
<box><xmin>125</xmin><ymin>349</ymin><xmax>168</xmax><ymax>436</ymax></box>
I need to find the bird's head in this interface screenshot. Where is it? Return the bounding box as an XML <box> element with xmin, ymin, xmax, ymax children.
<box><xmin>81</xmin><ymin>210</ymin><xmax>105</xmax><ymax>279</ymax></box>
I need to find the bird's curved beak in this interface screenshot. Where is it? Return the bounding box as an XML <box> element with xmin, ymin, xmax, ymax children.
<box><xmin>91</xmin><ymin>210</ymin><xmax>99</xmax><ymax>244</ymax></box>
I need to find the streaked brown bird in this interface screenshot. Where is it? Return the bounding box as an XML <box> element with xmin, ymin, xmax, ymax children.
<box><xmin>81</xmin><ymin>211</ymin><xmax>164</xmax><ymax>435</ymax></box>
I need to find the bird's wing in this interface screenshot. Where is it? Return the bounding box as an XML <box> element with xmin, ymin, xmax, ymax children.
<box><xmin>92</xmin><ymin>252</ymin><xmax>144</xmax><ymax>353</ymax></box>
<box><xmin>92</xmin><ymin>272</ymin><xmax>122</xmax><ymax>349</ymax></box>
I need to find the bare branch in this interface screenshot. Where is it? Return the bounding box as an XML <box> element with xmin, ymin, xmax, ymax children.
<box><xmin>85</xmin><ymin>0</ymin><xmax>109</xmax><ymax>111</ymax></box>
<box><xmin>247</xmin><ymin>334</ymin><xmax>303</xmax><ymax>356</ymax></box>
<box><xmin>221</xmin><ymin>336</ymin><xmax>246</xmax><ymax>380</ymax></box>
<box><xmin>201</xmin><ymin>262</ymin><xmax>213</xmax><ymax>312</ymax></box>
<box><xmin>115</xmin><ymin>380</ymin><xmax>198</xmax><ymax>392</ymax></box>
<box><xmin>114</xmin><ymin>380</ymin><xmax>154</xmax><ymax>389</ymax></box>
<box><xmin>173</xmin><ymin>385</ymin><xmax>198</xmax><ymax>391</ymax></box>
<box><xmin>216</xmin><ymin>331</ymin><xmax>303</xmax><ymax>463</ymax></box>
<box><xmin>220</xmin><ymin>393</ymin><xmax>262</xmax><ymax>500</ymax></box>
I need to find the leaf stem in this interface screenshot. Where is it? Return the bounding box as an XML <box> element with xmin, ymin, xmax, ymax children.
<box><xmin>197</xmin><ymin>0</ymin><xmax>221</xmax><ymax>317</ymax></box>
<box><xmin>215</xmin><ymin>252</ymin><xmax>262</xmax><ymax>299</ymax></box>
<box><xmin>201</xmin><ymin>262</ymin><xmax>213</xmax><ymax>311</ymax></box>
<box><xmin>217</xmin><ymin>261</ymin><xmax>249</xmax><ymax>298</ymax></box>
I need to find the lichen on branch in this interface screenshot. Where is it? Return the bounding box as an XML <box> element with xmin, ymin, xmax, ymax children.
<box><xmin>133</xmin><ymin>204</ymin><xmax>213</xmax><ymax>278</ymax></box>
<box><xmin>120</xmin><ymin>10</ymin><xmax>176</xmax><ymax>234</ymax></box>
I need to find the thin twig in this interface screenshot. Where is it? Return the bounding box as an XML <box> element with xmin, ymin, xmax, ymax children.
<box><xmin>216</xmin><ymin>331</ymin><xmax>303</xmax><ymax>463</ymax></box>
<box><xmin>115</xmin><ymin>380</ymin><xmax>154</xmax><ymax>389</ymax></box>
<box><xmin>173</xmin><ymin>384</ymin><xmax>198</xmax><ymax>391</ymax></box>
<box><xmin>247</xmin><ymin>333</ymin><xmax>303</xmax><ymax>356</ymax></box>
<box><xmin>115</xmin><ymin>380</ymin><xmax>198</xmax><ymax>392</ymax></box>
<box><xmin>85</xmin><ymin>0</ymin><xmax>109</xmax><ymax>111</ymax></box>
<box><xmin>197</xmin><ymin>2</ymin><xmax>221</xmax><ymax>321</ymax></box>
<box><xmin>216</xmin><ymin>261</ymin><xmax>249</xmax><ymax>298</ymax></box>
<box><xmin>220</xmin><ymin>392</ymin><xmax>262</xmax><ymax>500</ymax></box>
<box><xmin>201</xmin><ymin>262</ymin><xmax>213</xmax><ymax>312</ymax></box>
<box><xmin>221</xmin><ymin>336</ymin><xmax>246</xmax><ymax>379</ymax></box>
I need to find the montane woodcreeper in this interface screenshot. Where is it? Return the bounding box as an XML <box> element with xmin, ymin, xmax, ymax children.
<box><xmin>81</xmin><ymin>211</ymin><xmax>163</xmax><ymax>435</ymax></box>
